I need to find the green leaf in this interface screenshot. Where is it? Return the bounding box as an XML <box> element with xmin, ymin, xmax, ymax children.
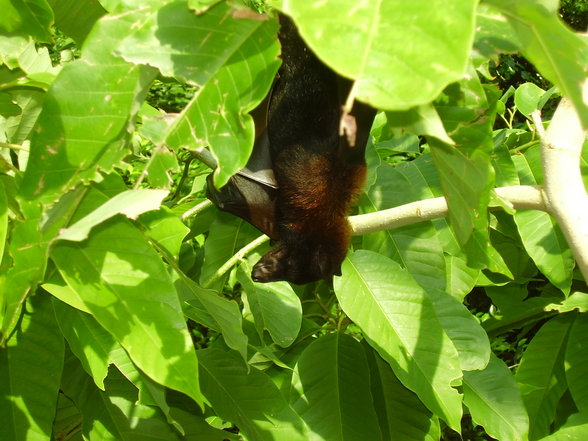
<box><xmin>464</xmin><ymin>354</ymin><xmax>529</xmax><ymax>441</ymax></box>
<box><xmin>291</xmin><ymin>333</ymin><xmax>382</xmax><ymax>441</ymax></box>
<box><xmin>238</xmin><ymin>267</ymin><xmax>302</xmax><ymax>348</ymax></box>
<box><xmin>546</xmin><ymin>292</ymin><xmax>588</xmax><ymax>313</ymax></box>
<box><xmin>538</xmin><ymin>411</ymin><xmax>588</xmax><ymax>441</ymax></box>
<box><xmin>117</xmin><ymin>1</ymin><xmax>281</xmax><ymax>187</ymax></box>
<box><xmin>145</xmin><ymin>146</ymin><xmax>179</xmax><ymax>189</ymax></box>
<box><xmin>565</xmin><ymin>313</ymin><xmax>588</xmax><ymax>412</ymax></box>
<box><xmin>514</xmin><ymin>210</ymin><xmax>573</xmax><ymax>294</ymax></box>
<box><xmin>515</xmin><ymin>314</ymin><xmax>573</xmax><ymax>440</ymax></box>
<box><xmin>444</xmin><ymin>254</ymin><xmax>480</xmax><ymax>301</ymax></box>
<box><xmin>46</xmin><ymin>0</ymin><xmax>106</xmax><ymax>44</ymax></box>
<box><xmin>177</xmin><ymin>276</ymin><xmax>248</xmax><ymax>362</ymax></box>
<box><xmin>514</xmin><ymin>82</ymin><xmax>545</xmax><ymax>118</ymax></box>
<box><xmin>61</xmin><ymin>356</ymin><xmax>181</xmax><ymax>441</ymax></box>
<box><xmin>198</xmin><ymin>347</ymin><xmax>310</xmax><ymax>441</ymax></box>
<box><xmin>57</xmin><ymin>189</ymin><xmax>168</xmax><ymax>242</ymax></box>
<box><xmin>0</xmin><ymin>0</ymin><xmax>54</xmax><ymax>42</ymax></box>
<box><xmin>19</xmin><ymin>12</ymin><xmax>157</xmax><ymax>204</ymax></box>
<box><xmin>199</xmin><ymin>212</ymin><xmax>261</xmax><ymax>290</ymax></box>
<box><xmin>139</xmin><ymin>207</ymin><xmax>190</xmax><ymax>260</ymax></box>
<box><xmin>365</xmin><ymin>343</ymin><xmax>440</xmax><ymax>441</ymax></box>
<box><xmin>385</xmin><ymin>104</ymin><xmax>454</xmax><ymax>144</ymax></box>
<box><xmin>334</xmin><ymin>250</ymin><xmax>463</xmax><ymax>431</ymax></box>
<box><xmin>52</xmin><ymin>298</ymin><xmax>116</xmax><ymax>390</ymax></box>
<box><xmin>0</xmin><ymin>293</ymin><xmax>65</xmax><ymax>441</ymax></box>
<box><xmin>282</xmin><ymin>0</ymin><xmax>477</xmax><ymax>109</ymax></box>
<box><xmin>51</xmin><ymin>184</ymin><xmax>203</xmax><ymax>406</ymax></box>
<box><xmin>0</xmin><ymin>182</ymin><xmax>7</xmax><ymax>268</ymax></box>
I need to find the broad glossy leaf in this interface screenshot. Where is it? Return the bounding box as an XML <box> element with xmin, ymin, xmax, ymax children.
<box><xmin>538</xmin><ymin>411</ymin><xmax>588</xmax><ymax>441</ymax></box>
<box><xmin>51</xmin><ymin>213</ymin><xmax>203</xmax><ymax>406</ymax></box>
<box><xmin>46</xmin><ymin>0</ymin><xmax>106</xmax><ymax>44</ymax></box>
<box><xmin>546</xmin><ymin>292</ymin><xmax>588</xmax><ymax>313</ymax></box>
<box><xmin>0</xmin><ymin>293</ymin><xmax>64</xmax><ymax>441</ymax></box>
<box><xmin>464</xmin><ymin>354</ymin><xmax>529</xmax><ymax>441</ymax></box>
<box><xmin>361</xmin><ymin>157</ymin><xmax>489</xmax><ymax>370</ymax></box>
<box><xmin>0</xmin><ymin>190</ymin><xmax>81</xmax><ymax>342</ymax></box>
<box><xmin>62</xmin><ymin>356</ymin><xmax>181</xmax><ymax>441</ymax></box>
<box><xmin>145</xmin><ymin>146</ymin><xmax>179</xmax><ymax>188</ymax></box>
<box><xmin>199</xmin><ymin>212</ymin><xmax>260</xmax><ymax>290</ymax></box>
<box><xmin>19</xmin><ymin>12</ymin><xmax>157</xmax><ymax>204</ymax></box>
<box><xmin>513</xmin><ymin>150</ymin><xmax>574</xmax><ymax>293</ymax></box>
<box><xmin>198</xmin><ymin>347</ymin><xmax>310</xmax><ymax>441</ymax></box>
<box><xmin>474</xmin><ymin>4</ymin><xmax>520</xmax><ymax>58</ymax></box>
<box><xmin>238</xmin><ymin>267</ymin><xmax>302</xmax><ymax>348</ymax></box>
<box><xmin>514</xmin><ymin>82</ymin><xmax>546</xmax><ymax>118</ymax></box>
<box><xmin>334</xmin><ymin>250</ymin><xmax>463</xmax><ymax>431</ymax></box>
<box><xmin>364</xmin><ymin>343</ymin><xmax>440</xmax><ymax>441</ymax></box>
<box><xmin>118</xmin><ymin>2</ymin><xmax>280</xmax><ymax>187</ymax></box>
<box><xmin>516</xmin><ymin>315</ymin><xmax>573</xmax><ymax>440</ymax></box>
<box><xmin>57</xmin><ymin>189</ymin><xmax>168</xmax><ymax>242</ymax></box>
<box><xmin>5</xmin><ymin>90</ymin><xmax>44</xmax><ymax>144</ymax></box>
<box><xmin>52</xmin><ymin>298</ymin><xmax>116</xmax><ymax>390</ymax></box>
<box><xmin>282</xmin><ymin>0</ymin><xmax>477</xmax><ymax>110</ymax></box>
<box><xmin>0</xmin><ymin>0</ymin><xmax>53</xmax><ymax>42</ymax></box>
<box><xmin>177</xmin><ymin>276</ymin><xmax>248</xmax><ymax>362</ymax></box>
<box><xmin>139</xmin><ymin>207</ymin><xmax>190</xmax><ymax>260</ymax></box>
<box><xmin>565</xmin><ymin>313</ymin><xmax>588</xmax><ymax>411</ymax></box>
<box><xmin>445</xmin><ymin>254</ymin><xmax>480</xmax><ymax>301</ymax></box>
<box><xmin>290</xmin><ymin>333</ymin><xmax>382</xmax><ymax>441</ymax></box>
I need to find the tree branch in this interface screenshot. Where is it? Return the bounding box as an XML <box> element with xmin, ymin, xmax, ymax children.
<box><xmin>349</xmin><ymin>185</ymin><xmax>546</xmax><ymax>235</ymax></box>
<box><xmin>534</xmin><ymin>85</ymin><xmax>588</xmax><ymax>280</ymax></box>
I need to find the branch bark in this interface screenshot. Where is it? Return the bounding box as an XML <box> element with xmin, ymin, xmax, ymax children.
<box><xmin>534</xmin><ymin>87</ymin><xmax>588</xmax><ymax>280</ymax></box>
<box><xmin>349</xmin><ymin>185</ymin><xmax>546</xmax><ymax>235</ymax></box>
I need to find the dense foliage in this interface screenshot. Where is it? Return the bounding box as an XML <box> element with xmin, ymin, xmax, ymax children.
<box><xmin>1</xmin><ymin>1</ymin><xmax>587</xmax><ymax>441</ymax></box>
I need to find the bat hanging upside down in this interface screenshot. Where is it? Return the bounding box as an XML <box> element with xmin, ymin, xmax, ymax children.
<box><xmin>206</xmin><ymin>14</ymin><xmax>375</xmax><ymax>285</ymax></box>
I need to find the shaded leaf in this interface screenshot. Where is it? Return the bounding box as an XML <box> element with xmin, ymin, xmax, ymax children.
<box><xmin>464</xmin><ymin>354</ymin><xmax>529</xmax><ymax>441</ymax></box>
<box><xmin>0</xmin><ymin>293</ymin><xmax>64</xmax><ymax>441</ymax></box>
<box><xmin>516</xmin><ymin>314</ymin><xmax>573</xmax><ymax>440</ymax></box>
<box><xmin>291</xmin><ymin>333</ymin><xmax>382</xmax><ymax>441</ymax></box>
<box><xmin>198</xmin><ymin>347</ymin><xmax>310</xmax><ymax>441</ymax></box>
<box><xmin>334</xmin><ymin>250</ymin><xmax>463</xmax><ymax>431</ymax></box>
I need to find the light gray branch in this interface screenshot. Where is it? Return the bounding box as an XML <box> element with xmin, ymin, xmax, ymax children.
<box><xmin>349</xmin><ymin>185</ymin><xmax>546</xmax><ymax>235</ymax></box>
<box><xmin>534</xmin><ymin>87</ymin><xmax>588</xmax><ymax>280</ymax></box>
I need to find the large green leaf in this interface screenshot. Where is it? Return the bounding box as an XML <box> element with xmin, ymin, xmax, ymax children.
<box><xmin>290</xmin><ymin>333</ymin><xmax>382</xmax><ymax>441</ymax></box>
<box><xmin>19</xmin><ymin>11</ymin><xmax>157</xmax><ymax>204</ymax></box>
<box><xmin>0</xmin><ymin>293</ymin><xmax>64</xmax><ymax>441</ymax></box>
<box><xmin>57</xmin><ymin>189</ymin><xmax>168</xmax><ymax>242</ymax></box>
<box><xmin>361</xmin><ymin>161</ymin><xmax>490</xmax><ymax>371</ymax></box>
<box><xmin>199</xmin><ymin>212</ymin><xmax>260</xmax><ymax>290</ymax></box>
<box><xmin>282</xmin><ymin>0</ymin><xmax>477</xmax><ymax>110</ymax></box>
<box><xmin>537</xmin><ymin>412</ymin><xmax>588</xmax><ymax>441</ymax></box>
<box><xmin>177</xmin><ymin>276</ymin><xmax>248</xmax><ymax>362</ymax></box>
<box><xmin>52</xmin><ymin>298</ymin><xmax>116</xmax><ymax>390</ymax></box>
<box><xmin>513</xmin><ymin>150</ymin><xmax>574</xmax><ymax>293</ymax></box>
<box><xmin>61</xmin><ymin>356</ymin><xmax>181</xmax><ymax>441</ymax></box>
<box><xmin>464</xmin><ymin>354</ymin><xmax>529</xmax><ymax>441</ymax></box>
<box><xmin>198</xmin><ymin>347</ymin><xmax>310</xmax><ymax>441</ymax></box>
<box><xmin>365</xmin><ymin>343</ymin><xmax>440</xmax><ymax>441</ymax></box>
<box><xmin>117</xmin><ymin>1</ymin><xmax>280</xmax><ymax>187</ymax></box>
<box><xmin>46</xmin><ymin>0</ymin><xmax>106</xmax><ymax>44</ymax></box>
<box><xmin>0</xmin><ymin>0</ymin><xmax>54</xmax><ymax>42</ymax></box>
<box><xmin>51</xmin><ymin>181</ymin><xmax>202</xmax><ymax>406</ymax></box>
<box><xmin>238</xmin><ymin>268</ymin><xmax>302</xmax><ymax>348</ymax></box>
<box><xmin>565</xmin><ymin>313</ymin><xmax>588</xmax><ymax>412</ymax></box>
<box><xmin>515</xmin><ymin>314</ymin><xmax>573</xmax><ymax>440</ymax></box>
<box><xmin>334</xmin><ymin>250</ymin><xmax>463</xmax><ymax>431</ymax></box>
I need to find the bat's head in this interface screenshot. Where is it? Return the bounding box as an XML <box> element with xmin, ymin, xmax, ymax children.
<box><xmin>251</xmin><ymin>241</ymin><xmax>343</xmax><ymax>285</ymax></box>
